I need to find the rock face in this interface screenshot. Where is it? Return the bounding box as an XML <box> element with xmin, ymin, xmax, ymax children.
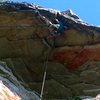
<box><xmin>0</xmin><ymin>2</ymin><xmax>100</xmax><ymax>99</ymax></box>
<box><xmin>0</xmin><ymin>61</ymin><xmax>39</xmax><ymax>100</ymax></box>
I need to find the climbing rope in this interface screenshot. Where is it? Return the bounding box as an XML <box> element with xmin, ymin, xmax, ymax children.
<box><xmin>40</xmin><ymin>47</ymin><xmax>51</xmax><ymax>100</ymax></box>
<box><xmin>34</xmin><ymin>7</ymin><xmax>57</xmax><ymax>99</ymax></box>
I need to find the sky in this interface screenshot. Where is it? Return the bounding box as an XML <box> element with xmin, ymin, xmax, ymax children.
<box><xmin>13</xmin><ymin>0</ymin><xmax>100</xmax><ymax>26</ymax></box>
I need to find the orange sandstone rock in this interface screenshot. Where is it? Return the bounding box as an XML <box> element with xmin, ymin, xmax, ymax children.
<box><xmin>52</xmin><ymin>45</ymin><xmax>100</xmax><ymax>70</ymax></box>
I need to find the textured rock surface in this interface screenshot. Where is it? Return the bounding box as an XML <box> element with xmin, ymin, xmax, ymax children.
<box><xmin>0</xmin><ymin>2</ymin><xmax>100</xmax><ymax>99</ymax></box>
<box><xmin>0</xmin><ymin>61</ymin><xmax>39</xmax><ymax>100</ymax></box>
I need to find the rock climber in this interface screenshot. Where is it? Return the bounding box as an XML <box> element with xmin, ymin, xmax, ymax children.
<box><xmin>45</xmin><ymin>13</ymin><xmax>70</xmax><ymax>48</ymax></box>
<box><xmin>49</xmin><ymin>18</ymin><xmax>69</xmax><ymax>37</ymax></box>
<box><xmin>48</xmin><ymin>12</ymin><xmax>69</xmax><ymax>37</ymax></box>
<box><xmin>53</xmin><ymin>18</ymin><xmax>65</xmax><ymax>34</ymax></box>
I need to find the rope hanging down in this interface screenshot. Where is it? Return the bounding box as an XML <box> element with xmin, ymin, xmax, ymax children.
<box><xmin>35</xmin><ymin>7</ymin><xmax>53</xmax><ymax>99</ymax></box>
<box><xmin>40</xmin><ymin>47</ymin><xmax>51</xmax><ymax>100</ymax></box>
